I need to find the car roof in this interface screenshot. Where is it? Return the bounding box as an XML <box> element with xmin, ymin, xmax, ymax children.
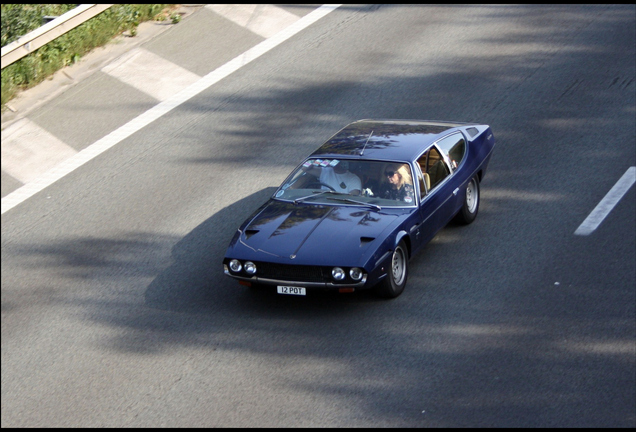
<box><xmin>310</xmin><ymin>119</ymin><xmax>476</xmax><ymax>162</ymax></box>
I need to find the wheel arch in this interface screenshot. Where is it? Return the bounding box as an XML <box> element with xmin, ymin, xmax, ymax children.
<box><xmin>395</xmin><ymin>230</ymin><xmax>411</xmax><ymax>258</ymax></box>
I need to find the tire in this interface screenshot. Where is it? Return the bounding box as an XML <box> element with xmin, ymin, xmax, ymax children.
<box><xmin>454</xmin><ymin>176</ymin><xmax>480</xmax><ymax>225</ymax></box>
<box><xmin>375</xmin><ymin>240</ymin><xmax>408</xmax><ymax>298</ymax></box>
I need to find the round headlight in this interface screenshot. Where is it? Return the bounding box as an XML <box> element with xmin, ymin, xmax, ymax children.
<box><xmin>244</xmin><ymin>261</ymin><xmax>257</xmax><ymax>275</ymax></box>
<box><xmin>332</xmin><ymin>267</ymin><xmax>345</xmax><ymax>281</ymax></box>
<box><xmin>349</xmin><ymin>267</ymin><xmax>363</xmax><ymax>281</ymax></box>
<box><xmin>229</xmin><ymin>259</ymin><xmax>242</xmax><ymax>272</ymax></box>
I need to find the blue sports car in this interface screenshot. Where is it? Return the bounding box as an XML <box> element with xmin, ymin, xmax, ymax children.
<box><xmin>223</xmin><ymin>119</ymin><xmax>495</xmax><ymax>298</ymax></box>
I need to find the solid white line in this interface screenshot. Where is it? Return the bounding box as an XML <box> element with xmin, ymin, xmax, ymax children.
<box><xmin>1</xmin><ymin>4</ymin><xmax>341</xmax><ymax>215</ymax></box>
<box><xmin>574</xmin><ymin>166</ymin><xmax>636</xmax><ymax>236</ymax></box>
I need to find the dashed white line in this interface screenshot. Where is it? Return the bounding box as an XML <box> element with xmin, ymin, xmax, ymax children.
<box><xmin>574</xmin><ymin>166</ymin><xmax>636</xmax><ymax>236</ymax></box>
<box><xmin>1</xmin><ymin>4</ymin><xmax>341</xmax><ymax>215</ymax></box>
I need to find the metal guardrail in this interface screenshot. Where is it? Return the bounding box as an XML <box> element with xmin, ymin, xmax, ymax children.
<box><xmin>1</xmin><ymin>4</ymin><xmax>113</xmax><ymax>69</ymax></box>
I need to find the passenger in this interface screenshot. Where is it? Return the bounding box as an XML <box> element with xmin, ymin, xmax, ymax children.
<box><xmin>378</xmin><ymin>163</ymin><xmax>415</xmax><ymax>203</ymax></box>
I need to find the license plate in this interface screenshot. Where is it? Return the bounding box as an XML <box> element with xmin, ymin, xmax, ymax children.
<box><xmin>277</xmin><ymin>286</ymin><xmax>306</xmax><ymax>296</ymax></box>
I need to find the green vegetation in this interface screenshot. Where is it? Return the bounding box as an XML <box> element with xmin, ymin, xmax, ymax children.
<box><xmin>1</xmin><ymin>4</ymin><xmax>175</xmax><ymax>109</ymax></box>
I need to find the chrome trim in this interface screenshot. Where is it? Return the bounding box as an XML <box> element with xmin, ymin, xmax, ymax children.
<box><xmin>226</xmin><ymin>273</ymin><xmax>368</xmax><ymax>288</ymax></box>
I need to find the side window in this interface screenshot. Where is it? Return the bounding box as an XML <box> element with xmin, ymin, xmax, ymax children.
<box><xmin>417</xmin><ymin>147</ymin><xmax>450</xmax><ymax>192</ymax></box>
<box><xmin>436</xmin><ymin>133</ymin><xmax>466</xmax><ymax>171</ymax></box>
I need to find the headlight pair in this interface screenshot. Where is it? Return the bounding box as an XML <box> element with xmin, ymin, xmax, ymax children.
<box><xmin>229</xmin><ymin>259</ymin><xmax>257</xmax><ymax>275</ymax></box>
<box><xmin>332</xmin><ymin>267</ymin><xmax>364</xmax><ymax>281</ymax></box>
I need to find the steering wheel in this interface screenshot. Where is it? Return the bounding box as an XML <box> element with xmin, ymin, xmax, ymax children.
<box><xmin>305</xmin><ymin>181</ymin><xmax>336</xmax><ymax>191</ymax></box>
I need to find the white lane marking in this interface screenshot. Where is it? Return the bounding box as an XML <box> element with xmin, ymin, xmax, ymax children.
<box><xmin>102</xmin><ymin>48</ymin><xmax>201</xmax><ymax>101</ymax></box>
<box><xmin>1</xmin><ymin>118</ymin><xmax>78</xmax><ymax>183</ymax></box>
<box><xmin>207</xmin><ymin>4</ymin><xmax>301</xmax><ymax>39</ymax></box>
<box><xmin>574</xmin><ymin>166</ymin><xmax>636</xmax><ymax>236</ymax></box>
<box><xmin>1</xmin><ymin>5</ymin><xmax>341</xmax><ymax>215</ymax></box>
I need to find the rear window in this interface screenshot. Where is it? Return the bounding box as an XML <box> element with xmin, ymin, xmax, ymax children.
<box><xmin>435</xmin><ymin>132</ymin><xmax>466</xmax><ymax>171</ymax></box>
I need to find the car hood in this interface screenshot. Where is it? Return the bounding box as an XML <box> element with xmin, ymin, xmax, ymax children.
<box><xmin>231</xmin><ymin>200</ymin><xmax>405</xmax><ymax>267</ymax></box>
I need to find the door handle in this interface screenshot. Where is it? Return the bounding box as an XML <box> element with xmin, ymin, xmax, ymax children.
<box><xmin>453</xmin><ymin>188</ymin><xmax>460</xmax><ymax>196</ymax></box>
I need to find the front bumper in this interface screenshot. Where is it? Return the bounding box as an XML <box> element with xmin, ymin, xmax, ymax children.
<box><xmin>223</xmin><ymin>264</ymin><xmax>368</xmax><ymax>289</ymax></box>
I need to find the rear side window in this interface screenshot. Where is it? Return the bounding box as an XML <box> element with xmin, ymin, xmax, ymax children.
<box><xmin>417</xmin><ymin>146</ymin><xmax>450</xmax><ymax>192</ymax></box>
<box><xmin>435</xmin><ymin>133</ymin><xmax>466</xmax><ymax>171</ymax></box>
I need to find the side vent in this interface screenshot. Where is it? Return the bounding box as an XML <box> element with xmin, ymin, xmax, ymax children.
<box><xmin>360</xmin><ymin>236</ymin><xmax>375</xmax><ymax>247</ymax></box>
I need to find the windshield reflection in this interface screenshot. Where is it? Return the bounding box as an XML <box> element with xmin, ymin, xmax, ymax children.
<box><xmin>274</xmin><ymin>158</ymin><xmax>416</xmax><ymax>207</ymax></box>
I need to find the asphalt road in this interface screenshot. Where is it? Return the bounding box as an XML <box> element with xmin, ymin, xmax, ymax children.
<box><xmin>2</xmin><ymin>4</ymin><xmax>635</xmax><ymax>427</ymax></box>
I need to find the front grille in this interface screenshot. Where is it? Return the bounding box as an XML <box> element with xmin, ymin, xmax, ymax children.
<box><xmin>255</xmin><ymin>262</ymin><xmax>328</xmax><ymax>283</ymax></box>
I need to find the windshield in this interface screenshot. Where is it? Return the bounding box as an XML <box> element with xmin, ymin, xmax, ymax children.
<box><xmin>274</xmin><ymin>158</ymin><xmax>416</xmax><ymax>207</ymax></box>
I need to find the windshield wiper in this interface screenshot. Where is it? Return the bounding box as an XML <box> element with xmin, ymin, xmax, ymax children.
<box><xmin>326</xmin><ymin>197</ymin><xmax>381</xmax><ymax>211</ymax></box>
<box><xmin>293</xmin><ymin>190</ymin><xmax>341</xmax><ymax>205</ymax></box>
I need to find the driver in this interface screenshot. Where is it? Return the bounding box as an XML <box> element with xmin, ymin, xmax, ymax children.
<box><xmin>319</xmin><ymin>160</ymin><xmax>361</xmax><ymax>195</ymax></box>
<box><xmin>300</xmin><ymin>159</ymin><xmax>361</xmax><ymax>195</ymax></box>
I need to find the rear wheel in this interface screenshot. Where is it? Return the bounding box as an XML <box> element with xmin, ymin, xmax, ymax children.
<box><xmin>375</xmin><ymin>240</ymin><xmax>408</xmax><ymax>298</ymax></box>
<box><xmin>454</xmin><ymin>176</ymin><xmax>480</xmax><ymax>224</ymax></box>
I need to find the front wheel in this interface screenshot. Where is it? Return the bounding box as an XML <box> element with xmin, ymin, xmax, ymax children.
<box><xmin>454</xmin><ymin>176</ymin><xmax>480</xmax><ymax>225</ymax></box>
<box><xmin>375</xmin><ymin>240</ymin><xmax>408</xmax><ymax>299</ymax></box>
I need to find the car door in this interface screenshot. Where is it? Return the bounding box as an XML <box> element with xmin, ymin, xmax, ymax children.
<box><xmin>413</xmin><ymin>143</ymin><xmax>458</xmax><ymax>249</ymax></box>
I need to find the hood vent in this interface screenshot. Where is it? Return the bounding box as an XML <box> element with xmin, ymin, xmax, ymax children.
<box><xmin>360</xmin><ymin>236</ymin><xmax>375</xmax><ymax>246</ymax></box>
<box><xmin>244</xmin><ymin>229</ymin><xmax>260</xmax><ymax>239</ymax></box>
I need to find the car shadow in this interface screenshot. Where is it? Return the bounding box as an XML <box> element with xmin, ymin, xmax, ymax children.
<box><xmin>144</xmin><ymin>187</ymin><xmax>386</xmax><ymax>317</ymax></box>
